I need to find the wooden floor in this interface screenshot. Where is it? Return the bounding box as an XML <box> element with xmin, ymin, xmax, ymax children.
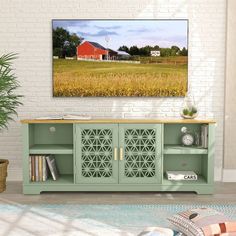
<box><xmin>0</xmin><ymin>181</ymin><xmax>236</xmax><ymax>205</ymax></box>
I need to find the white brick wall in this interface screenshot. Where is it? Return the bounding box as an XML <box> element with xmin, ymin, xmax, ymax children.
<box><xmin>0</xmin><ymin>0</ymin><xmax>226</xmax><ymax>181</ymax></box>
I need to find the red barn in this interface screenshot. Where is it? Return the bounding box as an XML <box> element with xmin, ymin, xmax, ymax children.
<box><xmin>77</xmin><ymin>41</ymin><xmax>108</xmax><ymax>60</ymax></box>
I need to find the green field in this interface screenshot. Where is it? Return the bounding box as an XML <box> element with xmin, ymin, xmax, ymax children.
<box><xmin>53</xmin><ymin>58</ymin><xmax>187</xmax><ymax>97</ymax></box>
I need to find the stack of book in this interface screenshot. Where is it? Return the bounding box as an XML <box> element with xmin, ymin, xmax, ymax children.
<box><xmin>201</xmin><ymin>125</ymin><xmax>208</xmax><ymax>148</ymax></box>
<box><xmin>29</xmin><ymin>155</ymin><xmax>59</xmax><ymax>182</ymax></box>
<box><xmin>166</xmin><ymin>171</ymin><xmax>198</xmax><ymax>181</ymax></box>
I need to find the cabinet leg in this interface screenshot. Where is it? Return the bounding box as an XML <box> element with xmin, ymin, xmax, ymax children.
<box><xmin>23</xmin><ymin>186</ymin><xmax>41</xmax><ymax>195</ymax></box>
<box><xmin>195</xmin><ymin>187</ymin><xmax>214</xmax><ymax>195</ymax></box>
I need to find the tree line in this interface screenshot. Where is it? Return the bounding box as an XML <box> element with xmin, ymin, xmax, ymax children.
<box><xmin>53</xmin><ymin>27</ymin><xmax>188</xmax><ymax>58</ymax></box>
<box><xmin>53</xmin><ymin>27</ymin><xmax>83</xmax><ymax>58</ymax></box>
<box><xmin>118</xmin><ymin>45</ymin><xmax>188</xmax><ymax>57</ymax></box>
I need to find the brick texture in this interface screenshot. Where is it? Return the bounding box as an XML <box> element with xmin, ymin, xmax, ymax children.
<box><xmin>0</xmin><ymin>0</ymin><xmax>226</xmax><ymax>181</ymax></box>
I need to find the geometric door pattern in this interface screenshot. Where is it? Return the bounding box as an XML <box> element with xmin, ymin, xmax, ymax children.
<box><xmin>81</xmin><ymin>129</ymin><xmax>113</xmax><ymax>178</ymax></box>
<box><xmin>124</xmin><ymin>129</ymin><xmax>157</xmax><ymax>178</ymax></box>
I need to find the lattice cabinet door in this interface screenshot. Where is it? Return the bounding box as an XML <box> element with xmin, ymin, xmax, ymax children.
<box><xmin>119</xmin><ymin>124</ymin><xmax>162</xmax><ymax>184</ymax></box>
<box><xmin>75</xmin><ymin>124</ymin><xmax>119</xmax><ymax>184</ymax></box>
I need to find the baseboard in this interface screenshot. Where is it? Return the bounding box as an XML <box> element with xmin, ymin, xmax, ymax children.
<box><xmin>7</xmin><ymin>168</ymin><xmax>22</xmax><ymax>181</ymax></box>
<box><xmin>214</xmin><ymin>167</ymin><xmax>222</xmax><ymax>181</ymax></box>
<box><xmin>222</xmin><ymin>169</ymin><xmax>236</xmax><ymax>182</ymax></box>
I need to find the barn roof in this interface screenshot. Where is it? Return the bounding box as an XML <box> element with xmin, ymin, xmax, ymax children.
<box><xmin>108</xmin><ymin>48</ymin><xmax>118</xmax><ymax>54</ymax></box>
<box><xmin>117</xmin><ymin>50</ymin><xmax>130</xmax><ymax>56</ymax></box>
<box><xmin>88</xmin><ymin>41</ymin><xmax>107</xmax><ymax>50</ymax></box>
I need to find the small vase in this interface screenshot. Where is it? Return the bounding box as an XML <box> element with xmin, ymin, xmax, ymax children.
<box><xmin>180</xmin><ymin>91</ymin><xmax>198</xmax><ymax>119</ymax></box>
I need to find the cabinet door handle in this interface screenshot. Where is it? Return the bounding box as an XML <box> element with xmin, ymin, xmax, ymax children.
<box><xmin>114</xmin><ymin>147</ymin><xmax>118</xmax><ymax>161</ymax></box>
<box><xmin>120</xmin><ymin>147</ymin><xmax>123</xmax><ymax>161</ymax></box>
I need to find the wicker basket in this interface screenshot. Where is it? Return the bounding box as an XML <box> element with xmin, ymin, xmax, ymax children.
<box><xmin>0</xmin><ymin>159</ymin><xmax>9</xmax><ymax>193</ymax></box>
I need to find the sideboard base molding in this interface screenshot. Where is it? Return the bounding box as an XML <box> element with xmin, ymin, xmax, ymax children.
<box><xmin>23</xmin><ymin>184</ymin><xmax>214</xmax><ymax>195</ymax></box>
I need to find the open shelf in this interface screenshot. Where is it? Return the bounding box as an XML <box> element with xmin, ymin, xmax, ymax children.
<box><xmin>164</xmin><ymin>145</ymin><xmax>207</xmax><ymax>155</ymax></box>
<box><xmin>162</xmin><ymin>175</ymin><xmax>207</xmax><ymax>185</ymax></box>
<box><xmin>29</xmin><ymin>144</ymin><xmax>73</xmax><ymax>154</ymax></box>
<box><xmin>28</xmin><ymin>123</ymin><xmax>73</xmax><ymax>153</ymax></box>
<box><xmin>30</xmin><ymin>174</ymin><xmax>74</xmax><ymax>185</ymax></box>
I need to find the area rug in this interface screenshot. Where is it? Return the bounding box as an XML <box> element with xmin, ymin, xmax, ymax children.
<box><xmin>0</xmin><ymin>203</ymin><xmax>235</xmax><ymax>236</ymax></box>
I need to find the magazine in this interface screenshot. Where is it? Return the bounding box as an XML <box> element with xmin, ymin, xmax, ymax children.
<box><xmin>35</xmin><ymin>114</ymin><xmax>91</xmax><ymax>120</ymax></box>
<box><xmin>166</xmin><ymin>171</ymin><xmax>198</xmax><ymax>181</ymax></box>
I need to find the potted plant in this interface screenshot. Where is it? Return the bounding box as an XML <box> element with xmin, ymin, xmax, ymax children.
<box><xmin>0</xmin><ymin>53</ymin><xmax>22</xmax><ymax>192</ymax></box>
<box><xmin>180</xmin><ymin>90</ymin><xmax>198</xmax><ymax>119</ymax></box>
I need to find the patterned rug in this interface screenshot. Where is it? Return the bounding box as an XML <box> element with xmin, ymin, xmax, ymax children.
<box><xmin>0</xmin><ymin>203</ymin><xmax>235</xmax><ymax>236</ymax></box>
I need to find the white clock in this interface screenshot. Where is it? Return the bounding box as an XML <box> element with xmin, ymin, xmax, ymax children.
<box><xmin>181</xmin><ymin>127</ymin><xmax>194</xmax><ymax>146</ymax></box>
<box><xmin>182</xmin><ymin>133</ymin><xmax>194</xmax><ymax>146</ymax></box>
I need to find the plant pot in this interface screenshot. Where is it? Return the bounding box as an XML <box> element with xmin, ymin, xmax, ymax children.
<box><xmin>0</xmin><ymin>159</ymin><xmax>9</xmax><ymax>193</ymax></box>
<box><xmin>181</xmin><ymin>113</ymin><xmax>198</xmax><ymax>119</ymax></box>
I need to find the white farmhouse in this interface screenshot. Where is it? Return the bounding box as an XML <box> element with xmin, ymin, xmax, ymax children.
<box><xmin>150</xmin><ymin>50</ymin><xmax>160</xmax><ymax>57</ymax></box>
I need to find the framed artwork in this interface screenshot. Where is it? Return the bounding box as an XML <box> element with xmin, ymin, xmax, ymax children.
<box><xmin>52</xmin><ymin>19</ymin><xmax>188</xmax><ymax>97</ymax></box>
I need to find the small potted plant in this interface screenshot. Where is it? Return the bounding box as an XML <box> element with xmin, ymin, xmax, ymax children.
<box><xmin>180</xmin><ymin>91</ymin><xmax>198</xmax><ymax>119</ymax></box>
<box><xmin>181</xmin><ymin>106</ymin><xmax>198</xmax><ymax>119</ymax></box>
<box><xmin>0</xmin><ymin>53</ymin><xmax>22</xmax><ymax>192</ymax></box>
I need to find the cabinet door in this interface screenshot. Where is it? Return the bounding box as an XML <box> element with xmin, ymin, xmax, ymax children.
<box><xmin>119</xmin><ymin>124</ymin><xmax>162</xmax><ymax>184</ymax></box>
<box><xmin>75</xmin><ymin>124</ymin><xmax>119</xmax><ymax>184</ymax></box>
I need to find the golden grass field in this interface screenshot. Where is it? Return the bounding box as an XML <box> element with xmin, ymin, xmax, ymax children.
<box><xmin>53</xmin><ymin>57</ymin><xmax>187</xmax><ymax>97</ymax></box>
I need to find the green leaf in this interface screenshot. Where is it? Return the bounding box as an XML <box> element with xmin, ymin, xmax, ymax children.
<box><xmin>0</xmin><ymin>53</ymin><xmax>23</xmax><ymax>130</ymax></box>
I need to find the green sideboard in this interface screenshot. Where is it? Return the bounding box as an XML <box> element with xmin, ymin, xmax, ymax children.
<box><xmin>21</xmin><ymin>119</ymin><xmax>216</xmax><ymax>194</ymax></box>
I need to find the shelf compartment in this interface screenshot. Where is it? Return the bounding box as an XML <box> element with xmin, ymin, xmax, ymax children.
<box><xmin>162</xmin><ymin>175</ymin><xmax>207</xmax><ymax>185</ymax></box>
<box><xmin>164</xmin><ymin>123</ymin><xmax>206</xmax><ymax>148</ymax></box>
<box><xmin>28</xmin><ymin>124</ymin><xmax>73</xmax><ymax>148</ymax></box>
<box><xmin>29</xmin><ymin>174</ymin><xmax>74</xmax><ymax>185</ymax></box>
<box><xmin>29</xmin><ymin>154</ymin><xmax>74</xmax><ymax>184</ymax></box>
<box><xmin>29</xmin><ymin>144</ymin><xmax>73</xmax><ymax>154</ymax></box>
<box><xmin>164</xmin><ymin>154</ymin><xmax>205</xmax><ymax>173</ymax></box>
<box><xmin>163</xmin><ymin>154</ymin><xmax>209</xmax><ymax>185</ymax></box>
<box><xmin>164</xmin><ymin>145</ymin><xmax>207</xmax><ymax>155</ymax></box>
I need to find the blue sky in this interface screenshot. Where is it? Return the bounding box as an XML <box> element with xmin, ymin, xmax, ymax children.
<box><xmin>53</xmin><ymin>20</ymin><xmax>188</xmax><ymax>50</ymax></box>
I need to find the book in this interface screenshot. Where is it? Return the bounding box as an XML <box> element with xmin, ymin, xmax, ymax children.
<box><xmin>35</xmin><ymin>156</ymin><xmax>39</xmax><ymax>181</ymax></box>
<box><xmin>205</xmin><ymin>125</ymin><xmax>208</xmax><ymax>148</ymax></box>
<box><xmin>46</xmin><ymin>155</ymin><xmax>59</xmax><ymax>180</ymax></box>
<box><xmin>63</xmin><ymin>114</ymin><xmax>91</xmax><ymax>120</ymax></box>
<box><xmin>29</xmin><ymin>156</ymin><xmax>31</xmax><ymax>180</ymax></box>
<box><xmin>166</xmin><ymin>171</ymin><xmax>198</xmax><ymax>181</ymax></box>
<box><xmin>38</xmin><ymin>156</ymin><xmax>43</xmax><ymax>182</ymax></box>
<box><xmin>42</xmin><ymin>156</ymin><xmax>48</xmax><ymax>181</ymax></box>
<box><xmin>35</xmin><ymin>114</ymin><xmax>91</xmax><ymax>120</ymax></box>
<box><xmin>201</xmin><ymin>125</ymin><xmax>208</xmax><ymax>148</ymax></box>
<box><xmin>31</xmin><ymin>156</ymin><xmax>35</xmax><ymax>182</ymax></box>
<box><xmin>35</xmin><ymin>115</ymin><xmax>62</xmax><ymax>120</ymax></box>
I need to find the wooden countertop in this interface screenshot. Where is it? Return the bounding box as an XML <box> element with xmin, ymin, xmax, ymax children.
<box><xmin>21</xmin><ymin>118</ymin><xmax>216</xmax><ymax>124</ymax></box>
